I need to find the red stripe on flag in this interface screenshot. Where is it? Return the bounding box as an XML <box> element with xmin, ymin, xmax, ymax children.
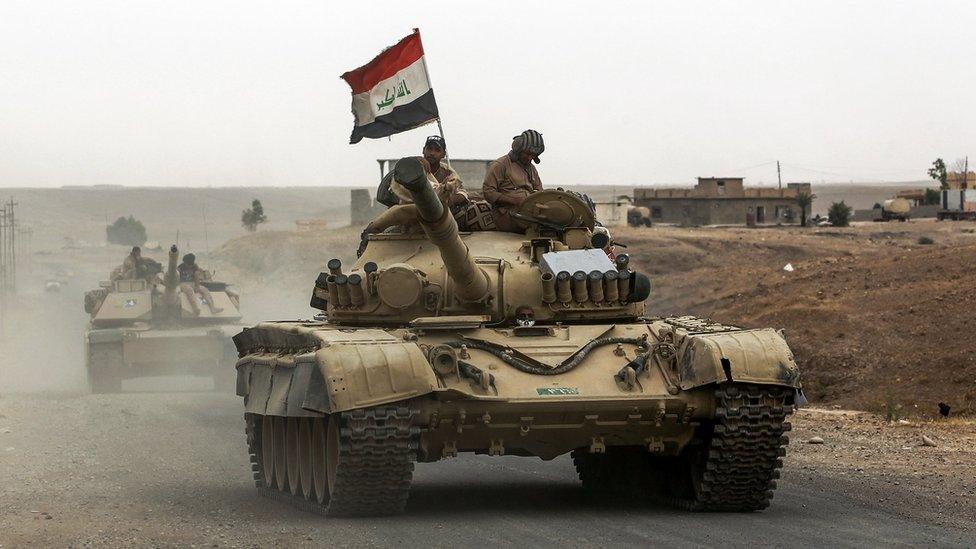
<box><xmin>341</xmin><ymin>29</ymin><xmax>425</xmax><ymax>95</ymax></box>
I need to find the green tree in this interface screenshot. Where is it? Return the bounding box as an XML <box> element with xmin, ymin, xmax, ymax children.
<box><xmin>241</xmin><ymin>199</ymin><xmax>267</xmax><ymax>232</ymax></box>
<box><xmin>795</xmin><ymin>191</ymin><xmax>816</xmax><ymax>227</ymax></box>
<box><xmin>106</xmin><ymin>215</ymin><xmax>147</xmax><ymax>246</ymax></box>
<box><xmin>923</xmin><ymin>188</ymin><xmax>941</xmax><ymax>206</ymax></box>
<box><xmin>828</xmin><ymin>201</ymin><xmax>852</xmax><ymax>227</ymax></box>
<box><xmin>928</xmin><ymin>158</ymin><xmax>948</xmax><ymax>190</ymax></box>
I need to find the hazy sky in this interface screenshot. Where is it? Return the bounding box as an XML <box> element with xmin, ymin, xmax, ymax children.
<box><xmin>1</xmin><ymin>1</ymin><xmax>974</xmax><ymax>188</ymax></box>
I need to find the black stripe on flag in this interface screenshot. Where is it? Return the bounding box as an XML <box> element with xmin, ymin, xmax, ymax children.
<box><xmin>349</xmin><ymin>89</ymin><xmax>439</xmax><ymax>144</ymax></box>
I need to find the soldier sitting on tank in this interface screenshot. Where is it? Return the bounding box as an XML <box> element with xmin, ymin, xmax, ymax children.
<box><xmin>121</xmin><ymin>246</ymin><xmax>144</xmax><ymax>279</ymax></box>
<box><xmin>482</xmin><ymin>129</ymin><xmax>545</xmax><ymax>233</ymax></box>
<box><xmin>118</xmin><ymin>246</ymin><xmax>160</xmax><ymax>284</ymax></box>
<box><xmin>177</xmin><ymin>253</ymin><xmax>223</xmax><ymax>316</ymax></box>
<box><xmin>358</xmin><ymin>136</ymin><xmax>495</xmax><ymax>256</ymax></box>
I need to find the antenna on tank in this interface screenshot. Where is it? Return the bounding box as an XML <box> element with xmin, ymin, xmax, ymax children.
<box><xmin>202</xmin><ymin>202</ymin><xmax>211</xmax><ymax>266</ymax></box>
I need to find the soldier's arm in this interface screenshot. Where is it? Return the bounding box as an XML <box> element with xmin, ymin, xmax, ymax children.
<box><xmin>446</xmin><ymin>166</ymin><xmax>463</xmax><ymax>189</ymax></box>
<box><xmin>532</xmin><ymin>168</ymin><xmax>543</xmax><ymax>191</ymax></box>
<box><xmin>482</xmin><ymin>162</ymin><xmax>503</xmax><ymax>205</ymax></box>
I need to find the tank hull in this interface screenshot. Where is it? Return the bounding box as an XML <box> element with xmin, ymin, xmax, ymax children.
<box><xmin>234</xmin><ymin>316</ymin><xmax>800</xmax><ymax>515</ymax></box>
<box><xmin>86</xmin><ymin>325</ymin><xmax>240</xmax><ymax>393</ymax></box>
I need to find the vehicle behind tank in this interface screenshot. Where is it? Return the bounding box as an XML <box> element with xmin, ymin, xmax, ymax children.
<box><xmin>233</xmin><ymin>157</ymin><xmax>803</xmax><ymax>516</ymax></box>
<box><xmin>84</xmin><ymin>245</ymin><xmax>243</xmax><ymax>393</ymax></box>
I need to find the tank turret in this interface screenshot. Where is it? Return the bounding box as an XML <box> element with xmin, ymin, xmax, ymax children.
<box><xmin>394</xmin><ymin>156</ymin><xmax>491</xmax><ymax>303</ymax></box>
<box><xmin>314</xmin><ymin>156</ymin><xmax>652</xmax><ymax>327</ymax></box>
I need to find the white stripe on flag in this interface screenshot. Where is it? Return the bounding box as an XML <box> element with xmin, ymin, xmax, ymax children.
<box><xmin>350</xmin><ymin>57</ymin><xmax>431</xmax><ymax>127</ymax></box>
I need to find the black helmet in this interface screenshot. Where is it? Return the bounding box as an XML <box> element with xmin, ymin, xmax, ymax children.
<box><xmin>182</xmin><ymin>253</ymin><xmax>196</xmax><ymax>264</ymax></box>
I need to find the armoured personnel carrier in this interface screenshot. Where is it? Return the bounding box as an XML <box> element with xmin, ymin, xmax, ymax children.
<box><xmin>233</xmin><ymin>157</ymin><xmax>803</xmax><ymax>516</ymax></box>
<box><xmin>84</xmin><ymin>245</ymin><xmax>242</xmax><ymax>393</ymax></box>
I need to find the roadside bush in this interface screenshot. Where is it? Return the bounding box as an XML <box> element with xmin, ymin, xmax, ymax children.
<box><xmin>827</xmin><ymin>201</ymin><xmax>852</xmax><ymax>227</ymax></box>
<box><xmin>242</xmin><ymin>199</ymin><xmax>267</xmax><ymax>232</ymax></box>
<box><xmin>106</xmin><ymin>215</ymin><xmax>147</xmax><ymax>246</ymax></box>
<box><xmin>917</xmin><ymin>236</ymin><xmax>934</xmax><ymax>245</ymax></box>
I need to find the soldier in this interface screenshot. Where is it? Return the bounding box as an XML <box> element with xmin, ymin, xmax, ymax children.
<box><xmin>121</xmin><ymin>246</ymin><xmax>143</xmax><ymax>279</ymax></box>
<box><xmin>360</xmin><ymin>136</ymin><xmax>473</xmax><ymax>256</ymax></box>
<box><xmin>177</xmin><ymin>253</ymin><xmax>223</xmax><ymax>316</ymax></box>
<box><xmin>378</xmin><ymin>135</ymin><xmax>464</xmax><ymax>207</ymax></box>
<box><xmin>483</xmin><ymin>129</ymin><xmax>545</xmax><ymax>233</ymax></box>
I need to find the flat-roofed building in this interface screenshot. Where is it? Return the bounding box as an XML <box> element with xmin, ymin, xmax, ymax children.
<box><xmin>633</xmin><ymin>177</ymin><xmax>812</xmax><ymax>226</ymax></box>
<box><xmin>377</xmin><ymin>158</ymin><xmax>492</xmax><ymax>187</ymax></box>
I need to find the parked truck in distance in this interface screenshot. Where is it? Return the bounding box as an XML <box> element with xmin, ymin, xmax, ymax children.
<box><xmin>937</xmin><ymin>189</ymin><xmax>976</xmax><ymax>221</ymax></box>
<box><xmin>878</xmin><ymin>198</ymin><xmax>911</xmax><ymax>222</ymax></box>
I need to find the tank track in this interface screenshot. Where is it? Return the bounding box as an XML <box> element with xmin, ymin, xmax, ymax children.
<box><xmin>670</xmin><ymin>383</ymin><xmax>792</xmax><ymax>511</ymax></box>
<box><xmin>245</xmin><ymin>406</ymin><xmax>419</xmax><ymax>517</ymax></box>
<box><xmin>87</xmin><ymin>342</ymin><xmax>124</xmax><ymax>394</ymax></box>
<box><xmin>570</xmin><ymin>383</ymin><xmax>793</xmax><ymax>512</ymax></box>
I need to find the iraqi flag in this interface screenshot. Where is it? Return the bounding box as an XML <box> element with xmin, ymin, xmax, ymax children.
<box><xmin>341</xmin><ymin>29</ymin><xmax>439</xmax><ymax>144</ymax></box>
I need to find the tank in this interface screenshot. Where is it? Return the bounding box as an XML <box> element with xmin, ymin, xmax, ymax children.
<box><xmin>84</xmin><ymin>245</ymin><xmax>243</xmax><ymax>393</ymax></box>
<box><xmin>233</xmin><ymin>157</ymin><xmax>803</xmax><ymax>516</ymax></box>
<box><xmin>881</xmin><ymin>198</ymin><xmax>911</xmax><ymax>221</ymax></box>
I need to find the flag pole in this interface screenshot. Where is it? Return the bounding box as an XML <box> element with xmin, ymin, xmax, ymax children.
<box><xmin>415</xmin><ymin>28</ymin><xmax>451</xmax><ymax>169</ymax></box>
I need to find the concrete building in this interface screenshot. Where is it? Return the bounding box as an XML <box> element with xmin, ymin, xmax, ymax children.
<box><xmin>594</xmin><ymin>195</ymin><xmax>633</xmax><ymax>227</ymax></box>
<box><xmin>377</xmin><ymin>158</ymin><xmax>492</xmax><ymax>186</ymax></box>
<box><xmin>349</xmin><ymin>189</ymin><xmax>385</xmax><ymax>226</ymax></box>
<box><xmin>633</xmin><ymin>177</ymin><xmax>813</xmax><ymax>226</ymax></box>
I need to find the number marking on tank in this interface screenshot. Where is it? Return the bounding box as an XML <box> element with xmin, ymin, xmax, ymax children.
<box><xmin>536</xmin><ymin>387</ymin><xmax>579</xmax><ymax>395</ymax></box>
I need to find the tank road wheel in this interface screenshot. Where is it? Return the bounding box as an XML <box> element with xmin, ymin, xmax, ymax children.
<box><xmin>667</xmin><ymin>384</ymin><xmax>794</xmax><ymax>512</ymax></box>
<box><xmin>244</xmin><ymin>414</ymin><xmax>265</xmax><ymax>487</ymax></box>
<box><xmin>311</xmin><ymin>417</ymin><xmax>330</xmax><ymax>504</ymax></box>
<box><xmin>245</xmin><ymin>408</ymin><xmax>418</xmax><ymax>516</ymax></box>
<box><xmin>286</xmin><ymin>418</ymin><xmax>302</xmax><ymax>496</ymax></box>
<box><xmin>571</xmin><ymin>449</ymin><xmax>615</xmax><ymax>495</ymax></box>
<box><xmin>87</xmin><ymin>343</ymin><xmax>123</xmax><ymax>394</ymax></box>
<box><xmin>261</xmin><ymin>416</ymin><xmax>276</xmax><ymax>488</ymax></box>
<box><xmin>325</xmin><ymin>414</ymin><xmax>341</xmax><ymax>500</ymax></box>
<box><xmin>572</xmin><ymin>446</ymin><xmax>666</xmax><ymax>499</ymax></box>
<box><xmin>273</xmin><ymin>417</ymin><xmax>288</xmax><ymax>491</ymax></box>
<box><xmin>318</xmin><ymin>407</ymin><xmax>419</xmax><ymax>517</ymax></box>
<box><xmin>298</xmin><ymin>418</ymin><xmax>315</xmax><ymax>500</ymax></box>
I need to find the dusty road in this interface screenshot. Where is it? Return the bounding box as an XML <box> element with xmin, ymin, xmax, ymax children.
<box><xmin>1</xmin><ymin>393</ymin><xmax>973</xmax><ymax>548</ymax></box>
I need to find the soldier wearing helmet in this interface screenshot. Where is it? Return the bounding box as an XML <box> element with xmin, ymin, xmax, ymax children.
<box><xmin>482</xmin><ymin>129</ymin><xmax>545</xmax><ymax>233</ymax></box>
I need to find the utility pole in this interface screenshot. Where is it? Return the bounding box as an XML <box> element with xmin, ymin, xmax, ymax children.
<box><xmin>776</xmin><ymin>161</ymin><xmax>783</xmax><ymax>193</ymax></box>
<box><xmin>7</xmin><ymin>199</ymin><xmax>16</xmax><ymax>293</ymax></box>
<box><xmin>965</xmin><ymin>156</ymin><xmax>970</xmax><ymax>190</ymax></box>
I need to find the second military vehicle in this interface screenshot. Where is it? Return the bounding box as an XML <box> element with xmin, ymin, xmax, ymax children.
<box><xmin>84</xmin><ymin>245</ymin><xmax>243</xmax><ymax>393</ymax></box>
<box><xmin>233</xmin><ymin>157</ymin><xmax>802</xmax><ymax>516</ymax></box>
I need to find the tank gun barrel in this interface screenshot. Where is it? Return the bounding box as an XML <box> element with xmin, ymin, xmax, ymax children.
<box><xmin>394</xmin><ymin>157</ymin><xmax>490</xmax><ymax>303</ymax></box>
<box><xmin>163</xmin><ymin>244</ymin><xmax>181</xmax><ymax>310</ymax></box>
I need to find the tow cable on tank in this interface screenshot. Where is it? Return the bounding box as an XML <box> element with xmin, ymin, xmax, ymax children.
<box><xmin>446</xmin><ymin>334</ymin><xmax>648</xmax><ymax>376</ymax></box>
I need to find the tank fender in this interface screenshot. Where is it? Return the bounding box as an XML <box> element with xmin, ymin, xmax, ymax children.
<box><xmin>236</xmin><ymin>341</ymin><xmax>436</xmax><ymax>416</ymax></box>
<box><xmin>677</xmin><ymin>328</ymin><xmax>800</xmax><ymax>389</ymax></box>
<box><xmin>314</xmin><ymin>342</ymin><xmax>436</xmax><ymax>412</ymax></box>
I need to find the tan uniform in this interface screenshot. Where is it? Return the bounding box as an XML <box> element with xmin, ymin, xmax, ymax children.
<box><xmin>121</xmin><ymin>254</ymin><xmax>141</xmax><ymax>279</ymax></box>
<box><xmin>482</xmin><ymin>153</ymin><xmax>543</xmax><ymax>232</ymax></box>
<box><xmin>390</xmin><ymin>163</ymin><xmax>462</xmax><ymax>205</ymax></box>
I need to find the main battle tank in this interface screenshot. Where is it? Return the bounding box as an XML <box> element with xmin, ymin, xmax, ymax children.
<box><xmin>84</xmin><ymin>245</ymin><xmax>243</xmax><ymax>393</ymax></box>
<box><xmin>233</xmin><ymin>157</ymin><xmax>803</xmax><ymax>516</ymax></box>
